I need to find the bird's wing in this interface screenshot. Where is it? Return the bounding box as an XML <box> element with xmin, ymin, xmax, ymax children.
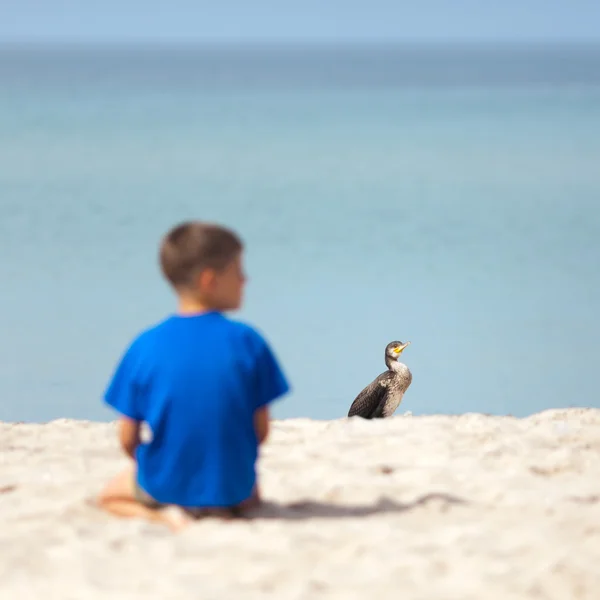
<box><xmin>347</xmin><ymin>371</ymin><xmax>392</xmax><ymax>418</ymax></box>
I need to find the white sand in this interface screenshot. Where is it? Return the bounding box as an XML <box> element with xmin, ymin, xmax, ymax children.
<box><xmin>1</xmin><ymin>409</ymin><xmax>599</xmax><ymax>600</ymax></box>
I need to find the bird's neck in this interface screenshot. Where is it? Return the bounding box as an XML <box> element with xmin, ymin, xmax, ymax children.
<box><xmin>385</xmin><ymin>356</ymin><xmax>404</xmax><ymax>371</ymax></box>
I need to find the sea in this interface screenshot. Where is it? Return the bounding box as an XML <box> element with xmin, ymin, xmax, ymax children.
<box><xmin>0</xmin><ymin>43</ymin><xmax>599</xmax><ymax>423</ymax></box>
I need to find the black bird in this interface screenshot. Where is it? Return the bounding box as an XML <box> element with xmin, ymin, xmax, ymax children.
<box><xmin>347</xmin><ymin>341</ymin><xmax>412</xmax><ymax>419</ymax></box>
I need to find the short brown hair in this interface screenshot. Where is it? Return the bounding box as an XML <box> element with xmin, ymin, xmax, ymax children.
<box><xmin>159</xmin><ymin>221</ymin><xmax>243</xmax><ymax>290</ymax></box>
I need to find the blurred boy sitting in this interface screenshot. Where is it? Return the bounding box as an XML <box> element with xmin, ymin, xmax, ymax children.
<box><xmin>97</xmin><ymin>221</ymin><xmax>290</xmax><ymax>530</ymax></box>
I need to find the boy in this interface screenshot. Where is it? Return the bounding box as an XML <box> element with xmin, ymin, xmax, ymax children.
<box><xmin>97</xmin><ymin>221</ymin><xmax>290</xmax><ymax>530</ymax></box>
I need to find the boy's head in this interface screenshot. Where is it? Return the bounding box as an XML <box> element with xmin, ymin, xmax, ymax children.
<box><xmin>159</xmin><ymin>221</ymin><xmax>245</xmax><ymax>312</ymax></box>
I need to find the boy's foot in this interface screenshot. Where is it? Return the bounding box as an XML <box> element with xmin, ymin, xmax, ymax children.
<box><xmin>161</xmin><ymin>506</ymin><xmax>193</xmax><ymax>532</ymax></box>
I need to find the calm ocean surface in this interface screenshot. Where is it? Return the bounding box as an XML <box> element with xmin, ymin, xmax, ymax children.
<box><xmin>0</xmin><ymin>44</ymin><xmax>599</xmax><ymax>422</ymax></box>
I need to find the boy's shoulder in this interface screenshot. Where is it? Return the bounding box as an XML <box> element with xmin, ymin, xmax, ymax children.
<box><xmin>218</xmin><ymin>315</ymin><xmax>272</xmax><ymax>350</ymax></box>
<box><xmin>124</xmin><ymin>316</ymin><xmax>171</xmax><ymax>349</ymax></box>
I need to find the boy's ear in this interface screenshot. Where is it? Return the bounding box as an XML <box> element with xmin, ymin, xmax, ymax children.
<box><xmin>197</xmin><ymin>268</ymin><xmax>217</xmax><ymax>291</ymax></box>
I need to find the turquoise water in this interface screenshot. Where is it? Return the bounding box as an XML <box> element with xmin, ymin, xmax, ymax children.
<box><xmin>1</xmin><ymin>44</ymin><xmax>599</xmax><ymax>422</ymax></box>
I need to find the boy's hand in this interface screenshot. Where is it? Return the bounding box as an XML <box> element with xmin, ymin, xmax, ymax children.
<box><xmin>117</xmin><ymin>417</ymin><xmax>142</xmax><ymax>459</ymax></box>
<box><xmin>254</xmin><ymin>406</ymin><xmax>270</xmax><ymax>445</ymax></box>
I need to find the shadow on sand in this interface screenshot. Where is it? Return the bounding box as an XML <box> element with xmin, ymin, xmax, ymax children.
<box><xmin>246</xmin><ymin>492</ymin><xmax>468</xmax><ymax>520</ymax></box>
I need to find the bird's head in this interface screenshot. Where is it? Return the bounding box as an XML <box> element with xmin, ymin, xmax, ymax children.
<box><xmin>386</xmin><ymin>340</ymin><xmax>411</xmax><ymax>360</ymax></box>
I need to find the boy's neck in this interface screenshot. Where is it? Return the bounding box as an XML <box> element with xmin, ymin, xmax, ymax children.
<box><xmin>177</xmin><ymin>295</ymin><xmax>221</xmax><ymax>316</ymax></box>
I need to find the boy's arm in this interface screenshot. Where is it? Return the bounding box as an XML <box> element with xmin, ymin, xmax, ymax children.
<box><xmin>250</xmin><ymin>330</ymin><xmax>289</xmax><ymax>445</ymax></box>
<box><xmin>104</xmin><ymin>338</ymin><xmax>146</xmax><ymax>459</ymax></box>
<box><xmin>254</xmin><ymin>406</ymin><xmax>270</xmax><ymax>445</ymax></box>
<box><xmin>117</xmin><ymin>416</ymin><xmax>142</xmax><ymax>459</ymax></box>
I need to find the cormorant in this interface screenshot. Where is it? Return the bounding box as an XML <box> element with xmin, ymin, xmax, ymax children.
<box><xmin>347</xmin><ymin>341</ymin><xmax>412</xmax><ymax>419</ymax></box>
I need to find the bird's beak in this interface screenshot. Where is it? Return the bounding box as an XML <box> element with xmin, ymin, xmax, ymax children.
<box><xmin>394</xmin><ymin>342</ymin><xmax>411</xmax><ymax>354</ymax></box>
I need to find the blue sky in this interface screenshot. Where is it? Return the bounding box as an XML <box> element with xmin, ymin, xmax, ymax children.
<box><xmin>1</xmin><ymin>1</ymin><xmax>598</xmax><ymax>43</ymax></box>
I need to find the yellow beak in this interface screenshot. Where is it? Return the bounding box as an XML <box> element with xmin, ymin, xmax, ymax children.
<box><xmin>394</xmin><ymin>341</ymin><xmax>411</xmax><ymax>354</ymax></box>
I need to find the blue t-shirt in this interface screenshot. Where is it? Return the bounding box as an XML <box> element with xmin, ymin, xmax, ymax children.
<box><xmin>103</xmin><ymin>311</ymin><xmax>290</xmax><ymax>508</ymax></box>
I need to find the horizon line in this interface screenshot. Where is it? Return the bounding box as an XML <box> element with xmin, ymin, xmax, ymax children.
<box><xmin>1</xmin><ymin>37</ymin><xmax>600</xmax><ymax>48</ymax></box>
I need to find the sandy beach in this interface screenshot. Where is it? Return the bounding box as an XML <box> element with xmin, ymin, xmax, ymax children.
<box><xmin>1</xmin><ymin>408</ymin><xmax>599</xmax><ymax>599</ymax></box>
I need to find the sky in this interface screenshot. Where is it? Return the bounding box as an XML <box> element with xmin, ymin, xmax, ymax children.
<box><xmin>0</xmin><ymin>1</ymin><xmax>599</xmax><ymax>44</ymax></box>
